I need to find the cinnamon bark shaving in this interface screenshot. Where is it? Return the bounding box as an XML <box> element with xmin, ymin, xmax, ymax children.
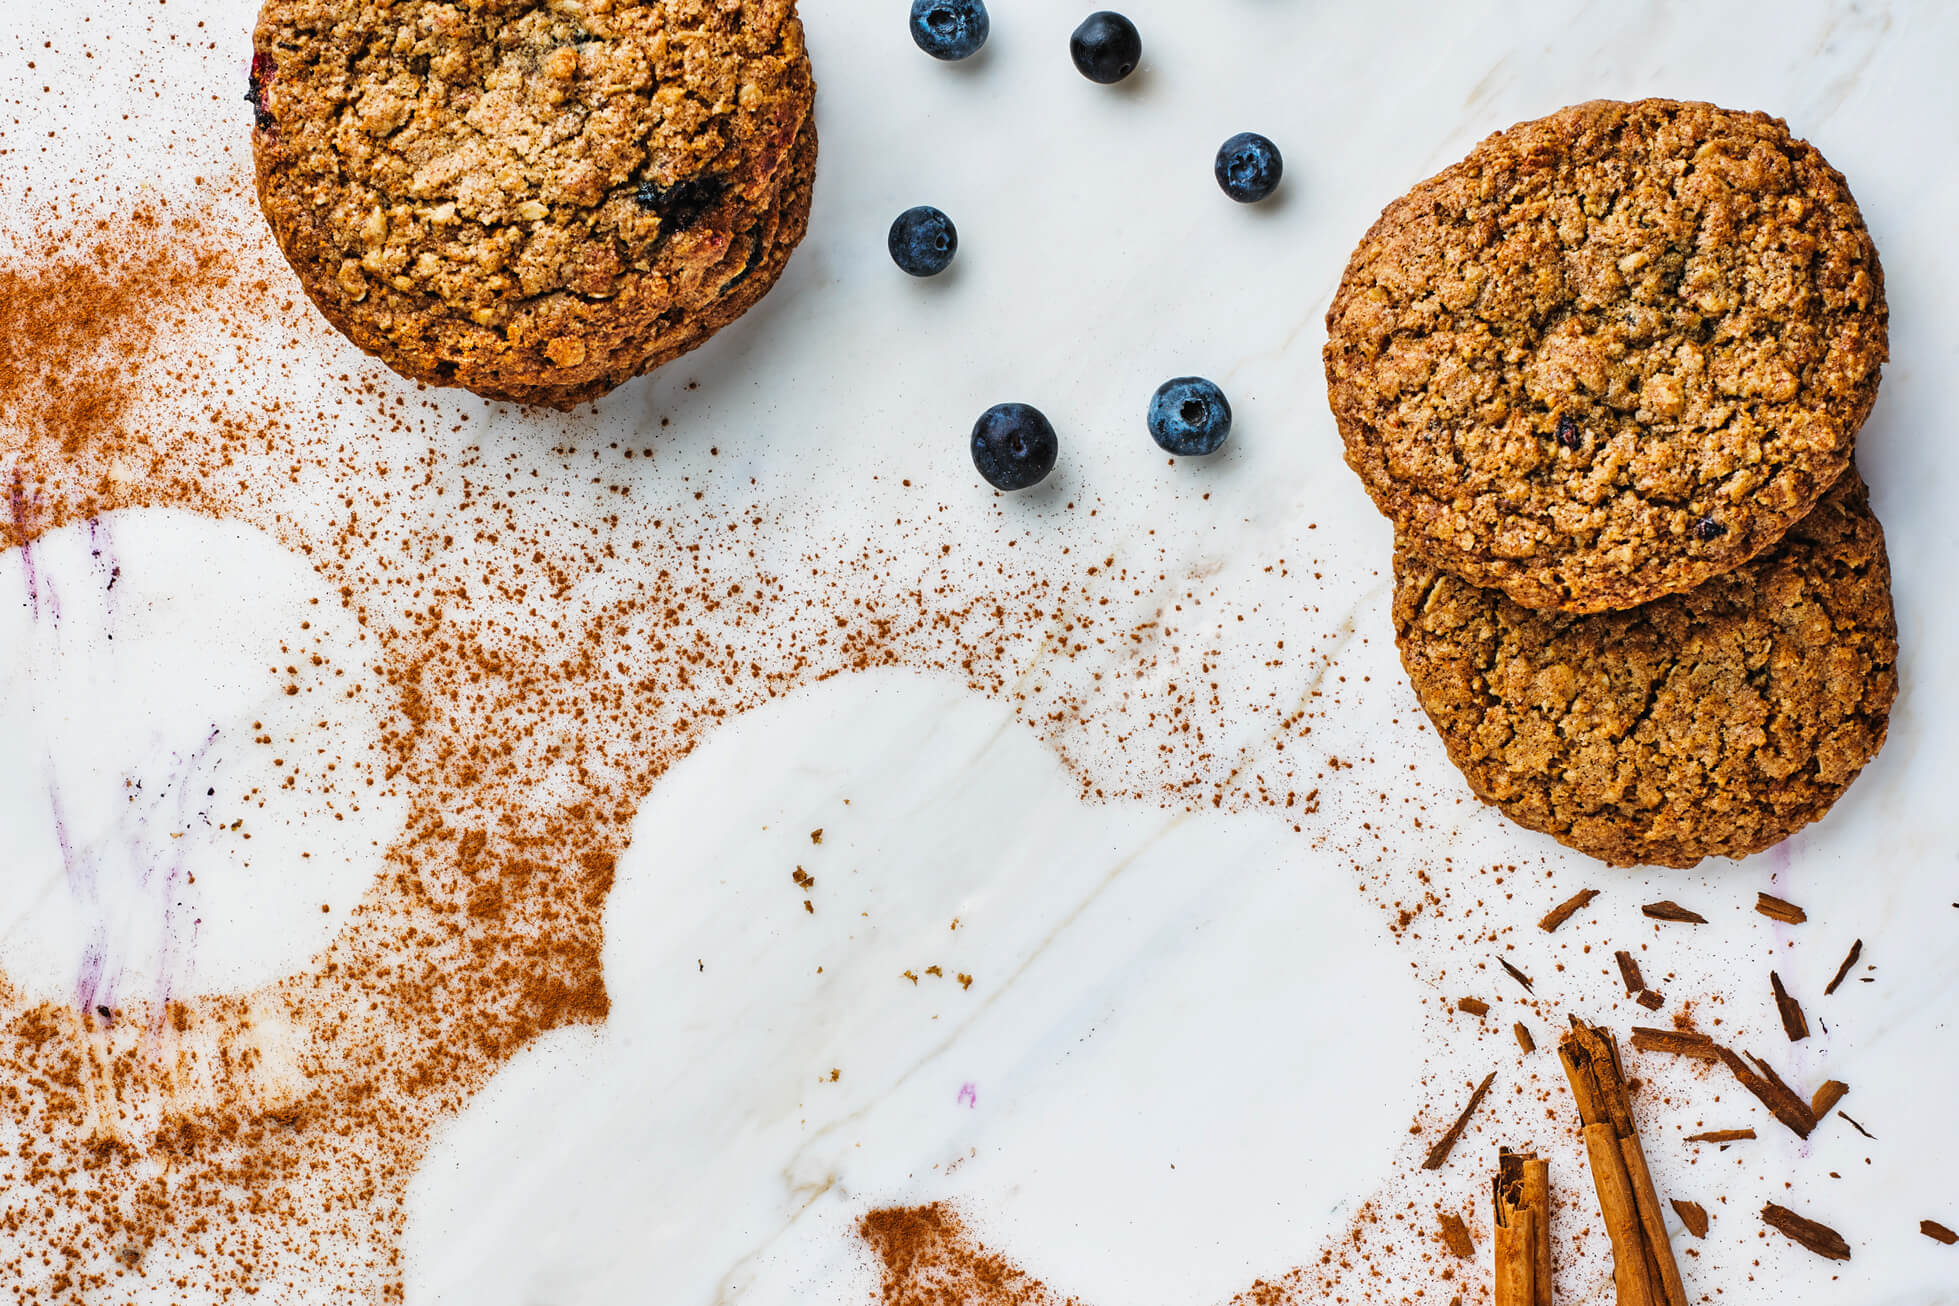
<box><xmin>1810</xmin><ymin>1079</ymin><xmax>1849</xmax><ymax>1119</ymax></box>
<box><xmin>1922</xmin><ymin>1219</ymin><xmax>1958</xmax><ymax>1246</ymax></box>
<box><xmin>1824</xmin><ymin>939</ymin><xmax>1863</xmax><ymax>996</ymax></box>
<box><xmin>1684</xmin><ymin>1129</ymin><xmax>1754</xmax><ymax>1144</ymax></box>
<box><xmin>1498</xmin><ymin>957</ymin><xmax>1535</xmax><ymax>993</ymax></box>
<box><xmin>1762</xmin><ymin>1203</ymin><xmax>1851</xmax><ymax>1260</ymax></box>
<box><xmin>1421</xmin><ymin>1071</ymin><xmax>1496</xmax><ymax>1170</ymax></box>
<box><xmin>1514</xmin><ymin>1022</ymin><xmax>1536</xmax><ymax>1054</ymax></box>
<box><xmin>1539</xmin><ymin>888</ymin><xmax>1599</xmax><ymax>933</ymax></box>
<box><xmin>1458</xmin><ymin>997</ymin><xmax>1491</xmax><ymax>1017</ymax></box>
<box><xmin>1716</xmin><ymin>1047</ymin><xmax>1815</xmax><ymax>1138</ymax></box>
<box><xmin>1615</xmin><ymin>951</ymin><xmax>1646</xmax><ymax>995</ymax></box>
<box><xmin>1770</xmin><ymin>971</ymin><xmax>1809</xmax><ymax>1041</ymax></box>
<box><xmin>1641</xmin><ymin>901</ymin><xmax>1707</xmax><ymax>924</ymax></box>
<box><xmin>1629</xmin><ymin>1027</ymin><xmax>1719</xmax><ymax>1061</ymax></box>
<box><xmin>1670</xmin><ymin>1200</ymin><xmax>1710</xmax><ymax>1239</ymax></box>
<box><xmin>1754</xmin><ymin>893</ymin><xmax>1807</xmax><ymax>924</ymax></box>
<box><xmin>1438</xmin><ymin>1210</ymin><xmax>1474</xmax><ymax>1259</ymax></box>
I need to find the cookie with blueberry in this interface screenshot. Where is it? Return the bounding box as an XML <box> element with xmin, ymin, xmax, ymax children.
<box><xmin>250</xmin><ymin>0</ymin><xmax>817</xmax><ymax>409</ymax></box>
<box><xmin>1327</xmin><ymin>99</ymin><xmax>1887</xmax><ymax>613</ymax></box>
<box><xmin>1393</xmin><ymin>467</ymin><xmax>1897</xmax><ymax>869</ymax></box>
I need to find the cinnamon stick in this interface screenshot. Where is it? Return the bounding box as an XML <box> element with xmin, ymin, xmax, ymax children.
<box><xmin>1769</xmin><ymin>971</ymin><xmax>1809</xmax><ymax>1041</ymax></box>
<box><xmin>1559</xmin><ymin>1022</ymin><xmax>1687</xmax><ymax>1306</ymax></box>
<box><xmin>1494</xmin><ymin>1149</ymin><xmax>1552</xmax><ymax>1306</ymax></box>
<box><xmin>1716</xmin><ymin>1047</ymin><xmax>1815</xmax><ymax>1138</ymax></box>
<box><xmin>1629</xmin><ymin>1027</ymin><xmax>1719</xmax><ymax>1061</ymax></box>
<box><xmin>1422</xmin><ymin>1071</ymin><xmax>1496</xmax><ymax>1170</ymax></box>
<box><xmin>1754</xmin><ymin>893</ymin><xmax>1807</xmax><ymax>924</ymax></box>
<box><xmin>1641</xmin><ymin>901</ymin><xmax>1707</xmax><ymax>925</ymax></box>
<box><xmin>1670</xmin><ymin>1200</ymin><xmax>1709</xmax><ymax>1239</ymax></box>
<box><xmin>1540</xmin><ymin>888</ymin><xmax>1599</xmax><ymax>933</ymax></box>
<box><xmin>1762</xmin><ymin>1204</ymin><xmax>1851</xmax><ymax>1261</ymax></box>
<box><xmin>1824</xmin><ymin>939</ymin><xmax>1863</xmax><ymax>996</ymax></box>
<box><xmin>1459</xmin><ymin>997</ymin><xmax>1491</xmax><ymax>1017</ymax></box>
<box><xmin>1524</xmin><ymin>1155</ymin><xmax>1552</xmax><ymax>1306</ymax></box>
<box><xmin>1515</xmin><ymin>1021</ymin><xmax>1536</xmax><ymax>1054</ymax></box>
<box><xmin>1810</xmin><ymin>1079</ymin><xmax>1849</xmax><ymax>1120</ymax></box>
<box><xmin>1615</xmin><ymin>951</ymin><xmax>1646</xmax><ymax>995</ymax></box>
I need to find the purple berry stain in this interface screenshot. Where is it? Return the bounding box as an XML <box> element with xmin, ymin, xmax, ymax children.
<box><xmin>957</xmin><ymin>1082</ymin><xmax>978</xmax><ymax>1109</ymax></box>
<box><xmin>247</xmin><ymin>52</ymin><xmax>276</xmax><ymax>130</ymax></box>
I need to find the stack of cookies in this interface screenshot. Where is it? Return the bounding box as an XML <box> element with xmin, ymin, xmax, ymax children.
<box><xmin>1324</xmin><ymin>99</ymin><xmax>1896</xmax><ymax>869</ymax></box>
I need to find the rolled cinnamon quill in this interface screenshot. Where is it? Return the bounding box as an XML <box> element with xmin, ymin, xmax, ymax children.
<box><xmin>1494</xmin><ymin>1148</ymin><xmax>1553</xmax><ymax>1306</ymax></box>
<box><xmin>1559</xmin><ymin>1020</ymin><xmax>1687</xmax><ymax>1306</ymax></box>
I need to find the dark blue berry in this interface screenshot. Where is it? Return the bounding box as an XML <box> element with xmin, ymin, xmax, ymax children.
<box><xmin>971</xmin><ymin>403</ymin><xmax>1058</xmax><ymax>491</ymax></box>
<box><xmin>1148</xmin><ymin>377</ymin><xmax>1232</xmax><ymax>456</ymax></box>
<box><xmin>1215</xmin><ymin>132</ymin><xmax>1283</xmax><ymax>204</ymax></box>
<box><xmin>634</xmin><ymin>175</ymin><xmax>727</xmax><ymax>231</ymax></box>
<box><xmin>888</xmin><ymin>206</ymin><xmax>958</xmax><ymax>278</ymax></box>
<box><xmin>1555</xmin><ymin>413</ymin><xmax>1581</xmax><ymax>449</ymax></box>
<box><xmin>1694</xmin><ymin>517</ymin><xmax>1727</xmax><ymax>541</ymax></box>
<box><xmin>1070</xmin><ymin>12</ymin><xmax>1142</xmax><ymax>84</ymax></box>
<box><xmin>910</xmin><ymin>0</ymin><xmax>989</xmax><ymax>61</ymax></box>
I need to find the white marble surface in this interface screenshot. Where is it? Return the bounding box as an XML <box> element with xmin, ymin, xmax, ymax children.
<box><xmin>3</xmin><ymin>0</ymin><xmax>1958</xmax><ymax>1303</ymax></box>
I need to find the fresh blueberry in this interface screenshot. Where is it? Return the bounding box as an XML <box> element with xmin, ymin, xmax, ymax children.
<box><xmin>1148</xmin><ymin>377</ymin><xmax>1232</xmax><ymax>456</ymax></box>
<box><xmin>888</xmin><ymin>206</ymin><xmax>959</xmax><ymax>278</ymax></box>
<box><xmin>971</xmin><ymin>403</ymin><xmax>1058</xmax><ymax>491</ymax></box>
<box><xmin>1070</xmin><ymin>11</ymin><xmax>1142</xmax><ymax>84</ymax></box>
<box><xmin>1215</xmin><ymin>132</ymin><xmax>1284</xmax><ymax>204</ymax></box>
<box><xmin>910</xmin><ymin>0</ymin><xmax>989</xmax><ymax>61</ymax></box>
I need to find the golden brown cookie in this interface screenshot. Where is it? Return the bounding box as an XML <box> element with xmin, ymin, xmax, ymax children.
<box><xmin>1393</xmin><ymin>468</ymin><xmax>1896</xmax><ymax>868</ymax></box>
<box><xmin>1328</xmin><ymin>99</ymin><xmax>1887</xmax><ymax>613</ymax></box>
<box><xmin>250</xmin><ymin>0</ymin><xmax>816</xmax><ymax>409</ymax></box>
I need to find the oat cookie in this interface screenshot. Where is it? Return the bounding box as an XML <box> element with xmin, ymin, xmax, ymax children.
<box><xmin>1328</xmin><ymin>99</ymin><xmax>1887</xmax><ymax>613</ymax></box>
<box><xmin>251</xmin><ymin>0</ymin><xmax>816</xmax><ymax>409</ymax></box>
<box><xmin>1393</xmin><ymin>468</ymin><xmax>1896</xmax><ymax>868</ymax></box>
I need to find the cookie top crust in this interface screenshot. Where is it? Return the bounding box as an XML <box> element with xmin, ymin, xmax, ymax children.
<box><xmin>252</xmin><ymin>0</ymin><xmax>814</xmax><ymax>407</ymax></box>
<box><xmin>1393</xmin><ymin>468</ymin><xmax>1896</xmax><ymax>869</ymax></box>
<box><xmin>1328</xmin><ymin>99</ymin><xmax>1888</xmax><ymax>613</ymax></box>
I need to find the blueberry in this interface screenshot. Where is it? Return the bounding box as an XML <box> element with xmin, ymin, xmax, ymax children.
<box><xmin>971</xmin><ymin>403</ymin><xmax>1058</xmax><ymax>491</ymax></box>
<box><xmin>1070</xmin><ymin>11</ymin><xmax>1142</xmax><ymax>84</ymax></box>
<box><xmin>1694</xmin><ymin>517</ymin><xmax>1727</xmax><ymax>541</ymax></box>
<box><xmin>1215</xmin><ymin>132</ymin><xmax>1283</xmax><ymax>204</ymax></box>
<box><xmin>910</xmin><ymin>0</ymin><xmax>989</xmax><ymax>61</ymax></box>
<box><xmin>1148</xmin><ymin>377</ymin><xmax>1232</xmax><ymax>456</ymax></box>
<box><xmin>1554</xmin><ymin>413</ymin><xmax>1581</xmax><ymax>449</ymax></box>
<box><xmin>888</xmin><ymin>206</ymin><xmax>959</xmax><ymax>278</ymax></box>
<box><xmin>634</xmin><ymin>175</ymin><xmax>728</xmax><ymax>231</ymax></box>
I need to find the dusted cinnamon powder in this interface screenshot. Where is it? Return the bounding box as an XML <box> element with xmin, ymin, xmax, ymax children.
<box><xmin>860</xmin><ymin>1205</ymin><xmax>1077</xmax><ymax>1306</ymax></box>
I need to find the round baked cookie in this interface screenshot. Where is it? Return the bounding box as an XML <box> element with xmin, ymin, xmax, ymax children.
<box><xmin>250</xmin><ymin>0</ymin><xmax>817</xmax><ymax>409</ymax></box>
<box><xmin>1328</xmin><ymin>99</ymin><xmax>1887</xmax><ymax>613</ymax></box>
<box><xmin>1393</xmin><ymin>467</ymin><xmax>1896</xmax><ymax>869</ymax></box>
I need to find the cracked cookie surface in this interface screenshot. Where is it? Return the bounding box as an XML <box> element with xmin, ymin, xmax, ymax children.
<box><xmin>1328</xmin><ymin>99</ymin><xmax>1887</xmax><ymax>613</ymax></box>
<box><xmin>1393</xmin><ymin>468</ymin><xmax>1896</xmax><ymax>868</ymax></box>
<box><xmin>252</xmin><ymin>0</ymin><xmax>816</xmax><ymax>408</ymax></box>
